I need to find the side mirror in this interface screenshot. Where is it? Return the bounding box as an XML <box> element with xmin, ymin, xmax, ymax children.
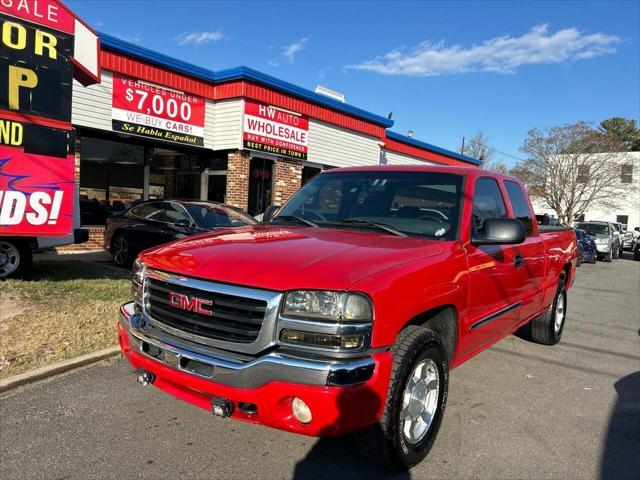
<box><xmin>472</xmin><ymin>218</ymin><xmax>526</xmax><ymax>246</ymax></box>
<box><xmin>262</xmin><ymin>205</ymin><xmax>281</xmax><ymax>222</ymax></box>
<box><xmin>173</xmin><ymin>218</ymin><xmax>193</xmax><ymax>229</ymax></box>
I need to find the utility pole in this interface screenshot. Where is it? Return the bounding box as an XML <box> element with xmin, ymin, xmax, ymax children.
<box><xmin>460</xmin><ymin>137</ymin><xmax>465</xmax><ymax>155</ymax></box>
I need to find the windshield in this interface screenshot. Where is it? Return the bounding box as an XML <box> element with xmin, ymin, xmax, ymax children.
<box><xmin>186</xmin><ymin>203</ymin><xmax>256</xmax><ymax>228</ymax></box>
<box><xmin>576</xmin><ymin>223</ymin><xmax>609</xmax><ymax>235</ymax></box>
<box><xmin>275</xmin><ymin>171</ymin><xmax>465</xmax><ymax>240</ymax></box>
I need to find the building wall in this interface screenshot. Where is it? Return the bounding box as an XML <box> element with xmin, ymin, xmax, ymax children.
<box><xmin>273</xmin><ymin>158</ymin><xmax>303</xmax><ymax>206</ymax></box>
<box><xmin>208</xmin><ymin>99</ymin><xmax>243</xmax><ymax>151</ymax></box>
<box><xmin>531</xmin><ymin>152</ymin><xmax>640</xmax><ymax>229</ymax></box>
<box><xmin>383</xmin><ymin>149</ymin><xmax>434</xmax><ymax>166</ymax></box>
<box><xmin>307</xmin><ymin>119</ymin><xmax>381</xmax><ymax>168</ymax></box>
<box><xmin>71</xmin><ymin>71</ymin><xmax>113</xmax><ymax>131</ymax></box>
<box><xmin>226</xmin><ymin>150</ymin><xmax>251</xmax><ymax>211</ymax></box>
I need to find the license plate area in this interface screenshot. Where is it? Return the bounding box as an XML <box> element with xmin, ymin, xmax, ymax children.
<box><xmin>140</xmin><ymin>340</ymin><xmax>214</xmax><ymax>378</ymax></box>
<box><xmin>180</xmin><ymin>357</ymin><xmax>214</xmax><ymax>378</ymax></box>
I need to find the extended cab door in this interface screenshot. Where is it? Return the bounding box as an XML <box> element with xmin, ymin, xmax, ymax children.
<box><xmin>464</xmin><ymin>177</ymin><xmax>523</xmax><ymax>354</ymax></box>
<box><xmin>502</xmin><ymin>180</ymin><xmax>546</xmax><ymax>323</ymax></box>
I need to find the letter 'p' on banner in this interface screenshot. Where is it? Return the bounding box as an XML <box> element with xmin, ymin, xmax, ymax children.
<box><xmin>0</xmin><ymin>0</ymin><xmax>100</xmax><ymax>236</ymax></box>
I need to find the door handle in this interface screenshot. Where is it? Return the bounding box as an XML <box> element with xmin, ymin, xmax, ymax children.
<box><xmin>514</xmin><ymin>254</ymin><xmax>524</xmax><ymax>267</ymax></box>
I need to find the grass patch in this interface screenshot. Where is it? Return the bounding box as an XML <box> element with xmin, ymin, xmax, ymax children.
<box><xmin>0</xmin><ymin>260</ymin><xmax>131</xmax><ymax>378</ymax></box>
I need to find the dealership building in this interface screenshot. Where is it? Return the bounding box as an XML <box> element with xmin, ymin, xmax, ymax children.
<box><xmin>70</xmin><ymin>34</ymin><xmax>480</xmax><ymax>248</ymax></box>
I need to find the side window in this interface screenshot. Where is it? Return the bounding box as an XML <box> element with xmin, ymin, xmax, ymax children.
<box><xmin>162</xmin><ymin>202</ymin><xmax>192</xmax><ymax>224</ymax></box>
<box><xmin>472</xmin><ymin>178</ymin><xmax>507</xmax><ymax>232</ymax></box>
<box><xmin>504</xmin><ymin>181</ymin><xmax>534</xmax><ymax>236</ymax></box>
<box><xmin>129</xmin><ymin>202</ymin><xmax>164</xmax><ymax>221</ymax></box>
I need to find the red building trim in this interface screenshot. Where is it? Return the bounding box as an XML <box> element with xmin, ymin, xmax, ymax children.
<box><xmin>385</xmin><ymin>137</ymin><xmax>472</xmax><ymax>167</ymax></box>
<box><xmin>214</xmin><ymin>81</ymin><xmax>386</xmax><ymax>138</ymax></box>
<box><xmin>100</xmin><ymin>50</ymin><xmax>215</xmax><ymax>99</ymax></box>
<box><xmin>100</xmin><ymin>50</ymin><xmax>386</xmax><ymax>139</ymax></box>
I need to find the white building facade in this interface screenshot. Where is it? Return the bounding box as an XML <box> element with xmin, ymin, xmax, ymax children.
<box><xmin>531</xmin><ymin>151</ymin><xmax>640</xmax><ymax>230</ymax></box>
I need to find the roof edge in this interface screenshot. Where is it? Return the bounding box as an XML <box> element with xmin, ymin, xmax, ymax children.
<box><xmin>98</xmin><ymin>34</ymin><xmax>394</xmax><ymax>128</ymax></box>
<box><xmin>386</xmin><ymin>131</ymin><xmax>482</xmax><ymax>166</ymax></box>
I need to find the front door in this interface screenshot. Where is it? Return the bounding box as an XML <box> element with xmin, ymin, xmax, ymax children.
<box><xmin>464</xmin><ymin>177</ymin><xmax>522</xmax><ymax>355</ymax></box>
<box><xmin>200</xmin><ymin>169</ymin><xmax>227</xmax><ymax>203</ymax></box>
<box><xmin>248</xmin><ymin>157</ymin><xmax>273</xmax><ymax>216</ymax></box>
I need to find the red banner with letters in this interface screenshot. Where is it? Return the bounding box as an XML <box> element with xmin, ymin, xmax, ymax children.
<box><xmin>112</xmin><ymin>74</ymin><xmax>206</xmax><ymax>146</ymax></box>
<box><xmin>1</xmin><ymin>1</ymin><xmax>99</xmax><ymax>236</ymax></box>
<box><xmin>243</xmin><ymin>100</ymin><xmax>308</xmax><ymax>160</ymax></box>
<box><xmin>0</xmin><ymin>145</ymin><xmax>74</xmax><ymax>236</ymax></box>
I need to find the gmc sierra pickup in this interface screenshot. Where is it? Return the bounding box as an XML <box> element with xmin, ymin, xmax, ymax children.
<box><xmin>117</xmin><ymin>166</ymin><xmax>577</xmax><ymax>471</ymax></box>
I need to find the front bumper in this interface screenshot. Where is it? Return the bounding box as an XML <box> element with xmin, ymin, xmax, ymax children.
<box><xmin>596</xmin><ymin>244</ymin><xmax>611</xmax><ymax>253</ymax></box>
<box><xmin>118</xmin><ymin>302</ymin><xmax>392</xmax><ymax>436</ymax></box>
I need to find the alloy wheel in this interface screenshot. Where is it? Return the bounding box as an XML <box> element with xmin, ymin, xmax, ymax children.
<box><xmin>113</xmin><ymin>236</ymin><xmax>128</xmax><ymax>265</ymax></box>
<box><xmin>400</xmin><ymin>358</ymin><xmax>440</xmax><ymax>445</ymax></box>
<box><xmin>554</xmin><ymin>292</ymin><xmax>566</xmax><ymax>333</ymax></box>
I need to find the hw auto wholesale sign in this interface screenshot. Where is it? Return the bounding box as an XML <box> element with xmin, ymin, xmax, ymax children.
<box><xmin>112</xmin><ymin>74</ymin><xmax>205</xmax><ymax>147</ymax></box>
<box><xmin>243</xmin><ymin>100</ymin><xmax>308</xmax><ymax>160</ymax></box>
<box><xmin>0</xmin><ymin>0</ymin><xmax>99</xmax><ymax>236</ymax></box>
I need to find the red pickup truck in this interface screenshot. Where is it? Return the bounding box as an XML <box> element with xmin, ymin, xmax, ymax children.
<box><xmin>117</xmin><ymin>166</ymin><xmax>577</xmax><ymax>471</ymax></box>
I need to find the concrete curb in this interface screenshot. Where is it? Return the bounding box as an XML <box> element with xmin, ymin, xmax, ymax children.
<box><xmin>0</xmin><ymin>346</ymin><xmax>121</xmax><ymax>394</ymax></box>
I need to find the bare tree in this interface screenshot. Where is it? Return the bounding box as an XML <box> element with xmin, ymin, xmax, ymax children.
<box><xmin>461</xmin><ymin>131</ymin><xmax>510</xmax><ymax>172</ymax></box>
<box><xmin>512</xmin><ymin>121</ymin><xmax>631</xmax><ymax>225</ymax></box>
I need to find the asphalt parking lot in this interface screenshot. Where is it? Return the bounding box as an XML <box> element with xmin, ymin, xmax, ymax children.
<box><xmin>1</xmin><ymin>254</ymin><xmax>639</xmax><ymax>480</ymax></box>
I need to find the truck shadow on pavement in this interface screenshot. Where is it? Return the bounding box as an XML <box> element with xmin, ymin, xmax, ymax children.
<box><xmin>599</xmin><ymin>370</ymin><xmax>640</xmax><ymax>480</ymax></box>
<box><xmin>292</xmin><ymin>387</ymin><xmax>411</xmax><ymax>480</ymax></box>
<box><xmin>293</xmin><ymin>435</ymin><xmax>411</xmax><ymax>480</ymax></box>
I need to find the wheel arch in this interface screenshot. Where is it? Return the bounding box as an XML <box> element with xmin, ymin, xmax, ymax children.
<box><xmin>402</xmin><ymin>305</ymin><xmax>458</xmax><ymax>366</ymax></box>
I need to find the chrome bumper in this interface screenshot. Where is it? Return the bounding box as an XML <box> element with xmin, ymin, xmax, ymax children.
<box><xmin>119</xmin><ymin>302</ymin><xmax>375</xmax><ymax>388</ymax></box>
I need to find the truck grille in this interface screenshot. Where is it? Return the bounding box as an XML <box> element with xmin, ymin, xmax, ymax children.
<box><xmin>144</xmin><ymin>277</ymin><xmax>268</xmax><ymax>344</ymax></box>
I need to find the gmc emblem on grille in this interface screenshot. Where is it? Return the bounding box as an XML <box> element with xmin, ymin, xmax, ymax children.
<box><xmin>169</xmin><ymin>292</ymin><xmax>214</xmax><ymax>316</ymax></box>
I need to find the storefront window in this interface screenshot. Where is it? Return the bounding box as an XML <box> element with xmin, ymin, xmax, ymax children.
<box><xmin>79</xmin><ymin>136</ymin><xmax>144</xmax><ymax>225</ymax></box>
<box><xmin>79</xmin><ymin>132</ymin><xmax>227</xmax><ymax>225</ymax></box>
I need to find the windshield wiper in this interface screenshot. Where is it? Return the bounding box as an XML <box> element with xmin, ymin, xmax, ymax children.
<box><xmin>273</xmin><ymin>215</ymin><xmax>319</xmax><ymax>227</ymax></box>
<box><xmin>333</xmin><ymin>219</ymin><xmax>406</xmax><ymax>237</ymax></box>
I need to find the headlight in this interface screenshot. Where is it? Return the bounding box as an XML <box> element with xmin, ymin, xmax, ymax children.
<box><xmin>595</xmin><ymin>238</ymin><xmax>607</xmax><ymax>244</ymax></box>
<box><xmin>132</xmin><ymin>258</ymin><xmax>144</xmax><ymax>306</ymax></box>
<box><xmin>283</xmin><ymin>290</ymin><xmax>372</xmax><ymax>322</ymax></box>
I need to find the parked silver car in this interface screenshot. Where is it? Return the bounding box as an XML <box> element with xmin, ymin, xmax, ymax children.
<box><xmin>575</xmin><ymin>221</ymin><xmax>621</xmax><ymax>262</ymax></box>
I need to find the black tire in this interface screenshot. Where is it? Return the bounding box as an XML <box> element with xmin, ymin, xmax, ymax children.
<box><xmin>530</xmin><ymin>278</ymin><xmax>567</xmax><ymax>345</ymax></box>
<box><xmin>111</xmin><ymin>232</ymin><xmax>133</xmax><ymax>267</ymax></box>
<box><xmin>589</xmin><ymin>251</ymin><xmax>597</xmax><ymax>264</ymax></box>
<box><xmin>603</xmin><ymin>251</ymin><xmax>613</xmax><ymax>263</ymax></box>
<box><xmin>0</xmin><ymin>239</ymin><xmax>32</xmax><ymax>280</ymax></box>
<box><xmin>355</xmin><ymin>326</ymin><xmax>448</xmax><ymax>471</ymax></box>
<box><xmin>576</xmin><ymin>255</ymin><xmax>582</xmax><ymax>267</ymax></box>
<box><xmin>634</xmin><ymin>248</ymin><xmax>640</xmax><ymax>261</ymax></box>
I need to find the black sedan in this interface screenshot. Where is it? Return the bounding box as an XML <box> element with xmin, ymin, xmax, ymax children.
<box><xmin>105</xmin><ymin>200</ymin><xmax>256</xmax><ymax>266</ymax></box>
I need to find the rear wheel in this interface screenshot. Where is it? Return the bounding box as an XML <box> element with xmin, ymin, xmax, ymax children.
<box><xmin>0</xmin><ymin>239</ymin><xmax>32</xmax><ymax>280</ymax></box>
<box><xmin>530</xmin><ymin>278</ymin><xmax>567</xmax><ymax>345</ymax></box>
<box><xmin>355</xmin><ymin>326</ymin><xmax>448</xmax><ymax>471</ymax></box>
<box><xmin>111</xmin><ymin>233</ymin><xmax>132</xmax><ymax>267</ymax></box>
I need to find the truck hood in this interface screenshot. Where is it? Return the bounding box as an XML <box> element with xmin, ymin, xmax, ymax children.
<box><xmin>139</xmin><ymin>224</ymin><xmax>445</xmax><ymax>291</ymax></box>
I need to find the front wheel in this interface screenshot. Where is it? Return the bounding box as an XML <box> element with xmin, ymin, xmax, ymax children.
<box><xmin>111</xmin><ymin>233</ymin><xmax>133</xmax><ymax>267</ymax></box>
<box><xmin>355</xmin><ymin>326</ymin><xmax>448</xmax><ymax>471</ymax></box>
<box><xmin>603</xmin><ymin>251</ymin><xmax>613</xmax><ymax>263</ymax></box>
<box><xmin>0</xmin><ymin>239</ymin><xmax>32</xmax><ymax>280</ymax></box>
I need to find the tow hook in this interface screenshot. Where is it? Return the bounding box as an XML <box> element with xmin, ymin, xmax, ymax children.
<box><xmin>211</xmin><ymin>396</ymin><xmax>234</xmax><ymax>418</ymax></box>
<box><xmin>136</xmin><ymin>368</ymin><xmax>155</xmax><ymax>386</ymax></box>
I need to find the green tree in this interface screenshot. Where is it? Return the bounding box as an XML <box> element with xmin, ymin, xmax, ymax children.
<box><xmin>598</xmin><ymin>117</ymin><xmax>640</xmax><ymax>151</ymax></box>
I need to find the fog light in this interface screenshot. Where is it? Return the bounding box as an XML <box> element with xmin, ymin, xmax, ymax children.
<box><xmin>136</xmin><ymin>368</ymin><xmax>155</xmax><ymax>386</ymax></box>
<box><xmin>292</xmin><ymin>397</ymin><xmax>312</xmax><ymax>424</ymax></box>
<box><xmin>280</xmin><ymin>329</ymin><xmax>364</xmax><ymax>350</ymax></box>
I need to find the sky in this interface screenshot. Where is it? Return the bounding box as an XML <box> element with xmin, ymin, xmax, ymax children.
<box><xmin>67</xmin><ymin>0</ymin><xmax>640</xmax><ymax>167</ymax></box>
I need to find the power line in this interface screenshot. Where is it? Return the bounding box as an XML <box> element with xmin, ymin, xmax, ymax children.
<box><xmin>463</xmin><ymin>137</ymin><xmax>527</xmax><ymax>163</ymax></box>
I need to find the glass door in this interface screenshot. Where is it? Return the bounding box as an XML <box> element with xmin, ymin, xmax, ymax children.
<box><xmin>248</xmin><ymin>157</ymin><xmax>273</xmax><ymax>215</ymax></box>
